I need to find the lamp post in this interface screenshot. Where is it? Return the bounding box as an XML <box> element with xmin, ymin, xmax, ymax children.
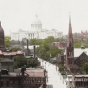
<box><xmin>44</xmin><ymin>69</ymin><xmax>48</xmax><ymax>88</ymax></box>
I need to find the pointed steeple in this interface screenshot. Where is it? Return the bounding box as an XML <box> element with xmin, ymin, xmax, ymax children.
<box><xmin>66</xmin><ymin>13</ymin><xmax>74</xmax><ymax>65</ymax></box>
<box><xmin>67</xmin><ymin>13</ymin><xmax>73</xmax><ymax>46</ymax></box>
<box><xmin>65</xmin><ymin>13</ymin><xmax>80</xmax><ymax>74</ymax></box>
<box><xmin>69</xmin><ymin>12</ymin><xmax>71</xmax><ymax>24</ymax></box>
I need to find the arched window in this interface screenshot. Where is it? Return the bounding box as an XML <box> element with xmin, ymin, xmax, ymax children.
<box><xmin>69</xmin><ymin>42</ymin><xmax>71</xmax><ymax>47</ymax></box>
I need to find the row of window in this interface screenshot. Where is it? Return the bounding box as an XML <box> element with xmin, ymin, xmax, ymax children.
<box><xmin>23</xmin><ymin>80</ymin><xmax>44</xmax><ymax>84</ymax></box>
<box><xmin>23</xmin><ymin>84</ymin><xmax>43</xmax><ymax>87</ymax></box>
<box><xmin>0</xmin><ymin>80</ymin><xmax>21</xmax><ymax>87</ymax></box>
<box><xmin>76</xmin><ymin>81</ymin><xmax>88</xmax><ymax>86</ymax></box>
<box><xmin>24</xmin><ymin>77</ymin><xmax>45</xmax><ymax>80</ymax></box>
<box><xmin>31</xmin><ymin>25</ymin><xmax>42</xmax><ymax>27</ymax></box>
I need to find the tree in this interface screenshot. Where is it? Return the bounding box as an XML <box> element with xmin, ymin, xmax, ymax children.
<box><xmin>14</xmin><ymin>56</ymin><xmax>27</xmax><ymax>68</ymax></box>
<box><xmin>74</xmin><ymin>40</ymin><xmax>88</xmax><ymax>48</ymax></box>
<box><xmin>29</xmin><ymin>38</ymin><xmax>42</xmax><ymax>45</ymax></box>
<box><xmin>5</xmin><ymin>36</ymin><xmax>11</xmax><ymax>48</ymax></box>
<box><xmin>11</xmin><ymin>47</ymin><xmax>21</xmax><ymax>52</ymax></box>
<box><xmin>54</xmin><ymin>37</ymin><xmax>64</xmax><ymax>42</ymax></box>
<box><xmin>36</xmin><ymin>44</ymin><xmax>62</xmax><ymax>61</ymax></box>
<box><xmin>74</xmin><ymin>40</ymin><xmax>81</xmax><ymax>48</ymax></box>
<box><xmin>27</xmin><ymin>59</ymin><xmax>39</xmax><ymax>67</ymax></box>
<box><xmin>13</xmin><ymin>56</ymin><xmax>40</xmax><ymax>68</ymax></box>
<box><xmin>0</xmin><ymin>58</ymin><xmax>3</xmax><ymax>62</ymax></box>
<box><xmin>58</xmin><ymin>64</ymin><xmax>64</xmax><ymax>72</ymax></box>
<box><xmin>80</xmin><ymin>60</ymin><xmax>88</xmax><ymax>73</ymax></box>
<box><xmin>42</xmin><ymin>36</ymin><xmax>54</xmax><ymax>45</ymax></box>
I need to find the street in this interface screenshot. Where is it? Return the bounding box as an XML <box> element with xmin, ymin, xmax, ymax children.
<box><xmin>38</xmin><ymin>58</ymin><xmax>67</xmax><ymax>88</ymax></box>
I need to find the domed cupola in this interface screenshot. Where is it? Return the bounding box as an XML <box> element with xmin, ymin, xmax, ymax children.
<box><xmin>31</xmin><ymin>15</ymin><xmax>42</xmax><ymax>31</ymax></box>
<box><xmin>0</xmin><ymin>21</ymin><xmax>5</xmax><ymax>51</ymax></box>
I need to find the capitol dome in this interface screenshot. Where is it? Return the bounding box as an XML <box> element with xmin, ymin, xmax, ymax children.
<box><xmin>31</xmin><ymin>15</ymin><xmax>42</xmax><ymax>31</ymax></box>
<box><xmin>32</xmin><ymin>15</ymin><xmax>42</xmax><ymax>24</ymax></box>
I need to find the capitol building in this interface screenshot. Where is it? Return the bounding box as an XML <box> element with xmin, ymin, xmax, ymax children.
<box><xmin>11</xmin><ymin>16</ymin><xmax>63</xmax><ymax>41</ymax></box>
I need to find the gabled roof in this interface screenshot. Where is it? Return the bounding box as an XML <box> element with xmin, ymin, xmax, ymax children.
<box><xmin>17</xmin><ymin>50</ymin><xmax>23</xmax><ymax>54</ymax></box>
<box><xmin>64</xmin><ymin>48</ymin><xmax>88</xmax><ymax>57</ymax></box>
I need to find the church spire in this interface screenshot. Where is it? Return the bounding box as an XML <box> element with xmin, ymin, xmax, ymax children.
<box><xmin>66</xmin><ymin>13</ymin><xmax>74</xmax><ymax>65</ymax></box>
<box><xmin>67</xmin><ymin>13</ymin><xmax>73</xmax><ymax>46</ymax></box>
<box><xmin>69</xmin><ymin>12</ymin><xmax>71</xmax><ymax>25</ymax></box>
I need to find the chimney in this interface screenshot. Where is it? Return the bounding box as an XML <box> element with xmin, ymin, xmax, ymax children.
<box><xmin>21</xmin><ymin>66</ymin><xmax>26</xmax><ymax>76</ymax></box>
<box><xmin>27</xmin><ymin>39</ymin><xmax>29</xmax><ymax>55</ymax></box>
<box><xmin>34</xmin><ymin>45</ymin><xmax>36</xmax><ymax>59</ymax></box>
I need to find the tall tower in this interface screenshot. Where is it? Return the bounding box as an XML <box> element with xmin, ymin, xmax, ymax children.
<box><xmin>66</xmin><ymin>14</ymin><xmax>74</xmax><ymax>65</ymax></box>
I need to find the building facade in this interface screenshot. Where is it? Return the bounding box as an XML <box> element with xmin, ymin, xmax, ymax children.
<box><xmin>0</xmin><ymin>68</ymin><xmax>47</xmax><ymax>88</ymax></box>
<box><xmin>11</xmin><ymin>16</ymin><xmax>63</xmax><ymax>41</ymax></box>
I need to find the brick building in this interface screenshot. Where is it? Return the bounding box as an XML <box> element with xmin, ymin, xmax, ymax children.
<box><xmin>0</xmin><ymin>67</ymin><xmax>47</xmax><ymax>88</ymax></box>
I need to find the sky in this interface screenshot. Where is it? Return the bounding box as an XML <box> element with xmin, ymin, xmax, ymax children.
<box><xmin>0</xmin><ymin>0</ymin><xmax>88</xmax><ymax>36</ymax></box>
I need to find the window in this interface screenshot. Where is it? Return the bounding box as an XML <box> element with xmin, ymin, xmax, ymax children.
<box><xmin>87</xmin><ymin>81</ymin><xmax>88</xmax><ymax>85</ymax></box>
<box><xmin>18</xmin><ymin>80</ymin><xmax>21</xmax><ymax>86</ymax></box>
<box><xmin>69</xmin><ymin>42</ymin><xmax>71</xmax><ymax>47</ymax></box>
<box><xmin>13</xmin><ymin>81</ymin><xmax>15</xmax><ymax>87</ymax></box>
<box><xmin>7</xmin><ymin>81</ymin><xmax>9</xmax><ymax>87</ymax></box>
<box><xmin>1</xmin><ymin>81</ymin><xmax>3</xmax><ymax>86</ymax></box>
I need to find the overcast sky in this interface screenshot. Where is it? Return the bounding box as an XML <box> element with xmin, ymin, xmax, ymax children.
<box><xmin>0</xmin><ymin>0</ymin><xmax>88</xmax><ymax>35</ymax></box>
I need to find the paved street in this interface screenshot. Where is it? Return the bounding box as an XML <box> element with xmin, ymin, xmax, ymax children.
<box><xmin>38</xmin><ymin>58</ymin><xmax>67</xmax><ymax>88</ymax></box>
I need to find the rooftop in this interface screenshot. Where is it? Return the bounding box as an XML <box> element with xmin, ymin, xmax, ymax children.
<box><xmin>64</xmin><ymin>48</ymin><xmax>88</xmax><ymax>57</ymax></box>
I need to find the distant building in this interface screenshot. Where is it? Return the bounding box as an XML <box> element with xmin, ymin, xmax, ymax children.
<box><xmin>52</xmin><ymin>42</ymin><xmax>67</xmax><ymax>49</ymax></box>
<box><xmin>11</xmin><ymin>15</ymin><xmax>63</xmax><ymax>41</ymax></box>
<box><xmin>81</xmin><ymin>30</ymin><xmax>88</xmax><ymax>40</ymax></box>
<box><xmin>73</xmin><ymin>33</ymin><xmax>81</xmax><ymax>40</ymax></box>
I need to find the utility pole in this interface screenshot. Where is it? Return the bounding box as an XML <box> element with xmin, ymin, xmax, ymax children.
<box><xmin>26</xmin><ymin>39</ymin><xmax>29</xmax><ymax>55</ymax></box>
<box><xmin>34</xmin><ymin>45</ymin><xmax>36</xmax><ymax>59</ymax></box>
